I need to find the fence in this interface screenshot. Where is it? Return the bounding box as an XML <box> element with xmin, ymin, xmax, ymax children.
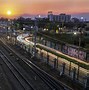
<box><xmin>16</xmin><ymin>40</ymin><xmax>89</xmax><ymax>89</ymax></box>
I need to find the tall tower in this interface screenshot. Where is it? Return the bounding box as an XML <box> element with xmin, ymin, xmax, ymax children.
<box><xmin>48</xmin><ymin>11</ymin><xmax>53</xmax><ymax>21</ymax></box>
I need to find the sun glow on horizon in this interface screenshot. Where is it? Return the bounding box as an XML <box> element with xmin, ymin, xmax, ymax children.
<box><xmin>0</xmin><ymin>0</ymin><xmax>89</xmax><ymax>19</ymax></box>
<box><xmin>7</xmin><ymin>10</ymin><xmax>12</xmax><ymax>15</ymax></box>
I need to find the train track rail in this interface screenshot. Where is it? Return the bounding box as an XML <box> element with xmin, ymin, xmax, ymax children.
<box><xmin>0</xmin><ymin>38</ymin><xmax>73</xmax><ymax>90</ymax></box>
<box><xmin>0</xmin><ymin>50</ymin><xmax>35</xmax><ymax>90</ymax></box>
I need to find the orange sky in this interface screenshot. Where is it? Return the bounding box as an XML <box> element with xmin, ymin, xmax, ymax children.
<box><xmin>0</xmin><ymin>0</ymin><xmax>89</xmax><ymax>18</ymax></box>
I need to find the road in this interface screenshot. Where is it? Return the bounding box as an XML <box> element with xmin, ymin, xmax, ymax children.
<box><xmin>25</xmin><ymin>35</ymin><xmax>89</xmax><ymax>65</ymax></box>
<box><xmin>18</xmin><ymin>34</ymin><xmax>88</xmax><ymax>68</ymax></box>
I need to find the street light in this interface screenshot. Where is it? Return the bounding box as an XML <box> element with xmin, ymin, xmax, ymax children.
<box><xmin>73</xmin><ymin>32</ymin><xmax>77</xmax><ymax>35</ymax></box>
<box><xmin>73</xmin><ymin>32</ymin><xmax>81</xmax><ymax>48</ymax></box>
<box><xmin>6</xmin><ymin>19</ymin><xmax>10</xmax><ymax>39</ymax></box>
<box><xmin>6</xmin><ymin>10</ymin><xmax>12</xmax><ymax>40</ymax></box>
<box><xmin>7</xmin><ymin>35</ymin><xmax>9</xmax><ymax>38</ymax></box>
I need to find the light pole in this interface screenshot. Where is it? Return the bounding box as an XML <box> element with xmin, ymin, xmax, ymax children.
<box><xmin>79</xmin><ymin>36</ymin><xmax>81</xmax><ymax>48</ymax></box>
<box><xmin>6</xmin><ymin>19</ymin><xmax>8</xmax><ymax>38</ymax></box>
<box><xmin>73</xmin><ymin>32</ymin><xmax>81</xmax><ymax>48</ymax></box>
<box><xmin>8</xmin><ymin>19</ymin><xmax>13</xmax><ymax>43</ymax></box>
<box><xmin>10</xmin><ymin>20</ymin><xmax>12</xmax><ymax>42</ymax></box>
<box><xmin>33</xmin><ymin>17</ymin><xmax>38</xmax><ymax>57</ymax></box>
<box><xmin>6</xmin><ymin>10</ymin><xmax>12</xmax><ymax>41</ymax></box>
<box><xmin>73</xmin><ymin>32</ymin><xmax>81</xmax><ymax>59</ymax></box>
<box><xmin>6</xmin><ymin>19</ymin><xmax>10</xmax><ymax>41</ymax></box>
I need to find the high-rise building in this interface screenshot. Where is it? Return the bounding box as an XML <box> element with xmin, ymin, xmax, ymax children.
<box><xmin>59</xmin><ymin>14</ymin><xmax>66</xmax><ymax>22</ymax></box>
<box><xmin>65</xmin><ymin>15</ymin><xmax>71</xmax><ymax>22</ymax></box>
<box><xmin>48</xmin><ymin>11</ymin><xmax>53</xmax><ymax>21</ymax></box>
<box><xmin>53</xmin><ymin>15</ymin><xmax>59</xmax><ymax>22</ymax></box>
<box><xmin>48</xmin><ymin>12</ymin><xmax>71</xmax><ymax>22</ymax></box>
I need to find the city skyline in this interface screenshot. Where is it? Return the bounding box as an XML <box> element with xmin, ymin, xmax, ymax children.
<box><xmin>0</xmin><ymin>0</ymin><xmax>89</xmax><ymax>20</ymax></box>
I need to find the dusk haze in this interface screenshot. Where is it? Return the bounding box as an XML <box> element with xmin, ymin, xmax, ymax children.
<box><xmin>0</xmin><ymin>0</ymin><xmax>89</xmax><ymax>19</ymax></box>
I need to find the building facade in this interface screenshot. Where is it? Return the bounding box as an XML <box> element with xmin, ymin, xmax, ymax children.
<box><xmin>48</xmin><ymin>11</ymin><xmax>71</xmax><ymax>22</ymax></box>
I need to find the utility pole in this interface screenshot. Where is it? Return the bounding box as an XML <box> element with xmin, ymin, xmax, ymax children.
<box><xmin>78</xmin><ymin>30</ymin><xmax>82</xmax><ymax>59</ymax></box>
<box><xmin>33</xmin><ymin>17</ymin><xmax>38</xmax><ymax>57</ymax></box>
<box><xmin>79</xmin><ymin>31</ymin><xmax>81</xmax><ymax>49</ymax></box>
<box><xmin>6</xmin><ymin>20</ymin><xmax>8</xmax><ymax>38</ymax></box>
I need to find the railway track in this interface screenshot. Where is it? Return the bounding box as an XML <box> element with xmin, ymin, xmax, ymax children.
<box><xmin>0</xmin><ymin>50</ymin><xmax>35</xmax><ymax>90</ymax></box>
<box><xmin>0</xmin><ymin>38</ymin><xmax>73</xmax><ymax>90</ymax></box>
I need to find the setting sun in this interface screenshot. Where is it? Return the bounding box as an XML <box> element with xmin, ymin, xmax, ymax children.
<box><xmin>7</xmin><ymin>10</ymin><xmax>12</xmax><ymax>15</ymax></box>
